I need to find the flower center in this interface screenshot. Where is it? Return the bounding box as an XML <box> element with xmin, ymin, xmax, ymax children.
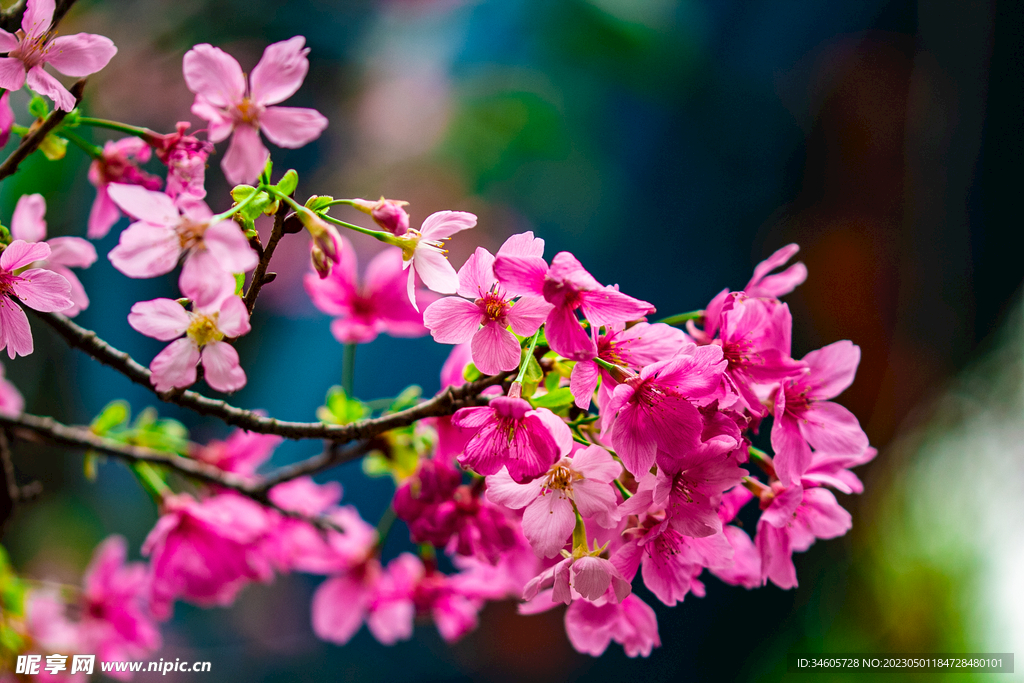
<box><xmin>11</xmin><ymin>30</ymin><xmax>49</xmax><ymax>68</ymax></box>
<box><xmin>186</xmin><ymin>314</ymin><xmax>223</xmax><ymax>347</ymax></box>
<box><xmin>0</xmin><ymin>271</ymin><xmax>17</xmax><ymax>298</ymax></box>
<box><xmin>478</xmin><ymin>291</ymin><xmax>508</xmax><ymax>323</ymax></box>
<box><xmin>234</xmin><ymin>98</ymin><xmax>262</xmax><ymax>125</ymax></box>
<box><xmin>176</xmin><ymin>218</ymin><xmax>208</xmax><ymax>250</ymax></box>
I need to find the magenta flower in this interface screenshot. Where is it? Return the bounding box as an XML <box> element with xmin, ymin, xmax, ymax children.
<box><xmin>771</xmin><ymin>340</ymin><xmax>870</xmax><ymax>485</ymax></box>
<box><xmin>744</xmin><ymin>243</ymin><xmax>807</xmax><ymax>298</ymax></box>
<box><xmin>145</xmin><ymin>121</ymin><xmax>213</xmax><ymax>201</ymax></box>
<box><xmin>350</xmin><ymin>196</ymin><xmax>411</xmax><ymax>236</ymax></box>
<box><xmin>191</xmin><ymin>427</ymin><xmax>282</xmax><ymax>481</ymax></box>
<box><xmin>9</xmin><ymin>193</ymin><xmax>97</xmax><ymax>316</ymax></box>
<box><xmin>524</xmin><ymin>553</ymin><xmax>631</xmax><ymax>605</ymax></box>
<box><xmin>142</xmin><ymin>492</ymin><xmax>274</xmax><ymax>619</ymax></box>
<box><xmin>494</xmin><ymin>250</ymin><xmax>655</xmax><ymax>360</ymax></box>
<box><xmin>87</xmin><ymin>138</ymin><xmax>163</xmax><ymax>239</ymax></box>
<box><xmin>78</xmin><ymin>536</ymin><xmax>161</xmax><ymax>676</ymax></box>
<box><xmin>0</xmin><ymin>91</ymin><xmax>13</xmax><ymax>147</ymax></box>
<box><xmin>423</xmin><ymin>233</ymin><xmax>553</xmax><ymax>375</ymax></box>
<box><xmin>312</xmin><ymin>558</ymin><xmax>384</xmax><ymax>645</ymax></box>
<box><xmin>398</xmin><ymin>210</ymin><xmax>477</xmax><ymax>308</ymax></box>
<box><xmin>603</xmin><ymin>343</ymin><xmax>727</xmax><ymax>477</ymax></box>
<box><xmin>183</xmin><ymin>36</ymin><xmax>328</xmax><ymax>184</ymax></box>
<box><xmin>486</xmin><ymin>445</ymin><xmax>622</xmax><ymax>558</ymax></box>
<box><xmin>709</xmin><ymin>525</ymin><xmax>762</xmax><ymax>589</ymax></box>
<box><xmin>800</xmin><ymin>446</ymin><xmax>877</xmax><ymax>494</ymax></box>
<box><xmin>304</xmin><ymin>236</ymin><xmax>430</xmax><ymax>344</ymax></box>
<box><xmin>451</xmin><ymin>396</ymin><xmax>571</xmax><ymax>483</ymax></box>
<box><xmin>0</xmin><ymin>361</ymin><xmax>23</xmax><ymax>416</ymax></box>
<box><xmin>570</xmin><ymin>321</ymin><xmax>690</xmax><ymax>410</ymax></box>
<box><xmin>392</xmin><ymin>456</ymin><xmax>518</xmax><ymax>562</ymax></box>
<box><xmin>0</xmin><ymin>0</ymin><xmax>117</xmax><ymax>111</ymax></box>
<box><xmin>107</xmin><ymin>184</ymin><xmax>257</xmax><ymax>293</ymax></box>
<box><xmin>128</xmin><ymin>278</ymin><xmax>251</xmax><ymax>393</ymax></box>
<box><xmin>0</xmin><ymin>240</ymin><xmax>74</xmax><ymax>358</ymax></box>
<box><xmin>564</xmin><ymin>594</ymin><xmax>660</xmax><ymax>658</ymax></box>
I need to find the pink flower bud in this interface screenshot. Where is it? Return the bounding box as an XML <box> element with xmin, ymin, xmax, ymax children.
<box><xmin>350</xmin><ymin>197</ymin><xmax>410</xmax><ymax>236</ymax></box>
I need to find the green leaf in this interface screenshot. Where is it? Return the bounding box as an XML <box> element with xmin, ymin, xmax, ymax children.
<box><xmin>0</xmin><ymin>225</ymin><xmax>11</xmax><ymax>247</ymax></box>
<box><xmin>84</xmin><ymin>451</ymin><xmax>100</xmax><ymax>481</ymax></box>
<box><xmin>90</xmin><ymin>400</ymin><xmax>130</xmax><ymax>435</ymax></box>
<box><xmin>388</xmin><ymin>385</ymin><xmax>422</xmax><ymax>413</ymax></box>
<box><xmin>306</xmin><ymin>195</ymin><xmax>335</xmax><ymax>212</ymax></box>
<box><xmin>261</xmin><ymin>158</ymin><xmax>273</xmax><ymax>185</ymax></box>
<box><xmin>317</xmin><ymin>386</ymin><xmax>369</xmax><ymax>425</ymax></box>
<box><xmin>531</xmin><ymin>387</ymin><xmax>574</xmax><ymax>409</ymax></box>
<box><xmin>523</xmin><ymin>352</ymin><xmax>543</xmax><ymax>384</ymax></box>
<box><xmin>231</xmin><ymin>185</ymin><xmax>257</xmax><ymax>201</ymax></box>
<box><xmin>27</xmin><ymin>95</ymin><xmax>49</xmax><ymax>119</ymax></box>
<box><xmin>544</xmin><ymin>371</ymin><xmax>561</xmax><ymax>392</ymax></box>
<box><xmin>38</xmin><ymin>134</ymin><xmax>67</xmax><ymax>160</ymax></box>
<box><xmin>463</xmin><ymin>363</ymin><xmax>482</xmax><ymax>382</ymax></box>
<box><xmin>234</xmin><ymin>272</ymin><xmax>245</xmax><ymax>296</ymax></box>
<box><xmin>275</xmin><ymin>169</ymin><xmax>298</xmax><ymax>196</ymax></box>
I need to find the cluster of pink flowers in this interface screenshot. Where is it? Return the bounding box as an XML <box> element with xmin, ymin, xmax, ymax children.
<box><xmin>0</xmin><ymin>0</ymin><xmax>876</xmax><ymax>672</ymax></box>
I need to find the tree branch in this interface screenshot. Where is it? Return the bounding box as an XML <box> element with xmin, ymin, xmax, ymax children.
<box><xmin>32</xmin><ymin>311</ymin><xmax>511</xmax><ymax>441</ymax></box>
<box><xmin>1</xmin><ymin>0</ymin><xmax>78</xmax><ymax>33</ymax></box>
<box><xmin>243</xmin><ymin>200</ymin><xmax>289</xmax><ymax>314</ymax></box>
<box><xmin>0</xmin><ymin>79</ymin><xmax>85</xmax><ymax>181</ymax></box>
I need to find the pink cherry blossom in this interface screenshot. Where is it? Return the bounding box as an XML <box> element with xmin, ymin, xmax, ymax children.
<box><xmin>0</xmin><ymin>239</ymin><xmax>74</xmax><ymax>358</ymax></box>
<box><xmin>393</xmin><ymin>456</ymin><xmax>518</xmax><ymax>562</ymax></box>
<box><xmin>0</xmin><ymin>0</ymin><xmax>117</xmax><ymax>111</ymax></box>
<box><xmin>78</xmin><ymin>536</ymin><xmax>161</xmax><ymax>677</ymax></box>
<box><xmin>564</xmin><ymin>594</ymin><xmax>660</xmax><ymax>658</ymax></box>
<box><xmin>0</xmin><ymin>91</ymin><xmax>13</xmax><ymax>147</ymax></box>
<box><xmin>183</xmin><ymin>37</ymin><xmax>328</xmax><ymax>184</ymax></box>
<box><xmin>9</xmin><ymin>193</ymin><xmax>97</xmax><ymax>316</ymax></box>
<box><xmin>800</xmin><ymin>446</ymin><xmax>876</xmax><ymax>494</ymax></box>
<box><xmin>0</xmin><ymin>360</ymin><xmax>23</xmax><ymax>416</ymax></box>
<box><xmin>312</xmin><ymin>558</ymin><xmax>385</xmax><ymax>645</ymax></box>
<box><xmin>603</xmin><ymin>343</ymin><xmax>727</xmax><ymax>476</ymax></box>
<box><xmin>87</xmin><ymin>138</ymin><xmax>163</xmax><ymax>239</ymax></box>
<box><xmin>145</xmin><ymin>121</ymin><xmax>213</xmax><ymax>201</ymax></box>
<box><xmin>523</xmin><ymin>553</ymin><xmax>631</xmax><ymax>605</ymax></box>
<box><xmin>23</xmin><ymin>589</ymin><xmax>82</xmax><ymax>677</ymax></box>
<box><xmin>709</xmin><ymin>525</ymin><xmax>762</xmax><ymax>589</ymax></box>
<box><xmin>771</xmin><ymin>340</ymin><xmax>870</xmax><ymax>486</ymax></box>
<box><xmin>486</xmin><ymin>445</ymin><xmax>622</xmax><ymax>558</ymax></box>
<box><xmin>190</xmin><ymin>427</ymin><xmax>282</xmax><ymax>481</ymax></box>
<box><xmin>423</xmin><ymin>233</ymin><xmax>553</xmax><ymax>375</ymax></box>
<box><xmin>142</xmin><ymin>492</ymin><xmax>274</xmax><ymax>619</ymax></box>
<box><xmin>493</xmin><ymin>250</ymin><xmax>655</xmax><ymax>360</ymax></box>
<box><xmin>304</xmin><ymin>236</ymin><xmax>430</xmax><ymax>344</ymax></box>
<box><xmin>128</xmin><ymin>278</ymin><xmax>251</xmax><ymax>393</ymax></box>
<box><xmin>106</xmin><ymin>184</ymin><xmax>257</xmax><ymax>295</ymax></box>
<box><xmin>350</xmin><ymin>197</ymin><xmax>410</xmax><ymax>236</ymax></box>
<box><xmin>398</xmin><ymin>210</ymin><xmax>477</xmax><ymax>308</ymax></box>
<box><xmin>451</xmin><ymin>396</ymin><xmax>571</xmax><ymax>483</ymax></box>
<box><xmin>570</xmin><ymin>321</ymin><xmax>690</xmax><ymax>410</ymax></box>
<box><xmin>744</xmin><ymin>243</ymin><xmax>807</xmax><ymax>298</ymax></box>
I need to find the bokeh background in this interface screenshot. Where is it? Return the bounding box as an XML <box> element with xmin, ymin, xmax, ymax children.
<box><xmin>1</xmin><ymin>0</ymin><xmax>1022</xmax><ymax>680</ymax></box>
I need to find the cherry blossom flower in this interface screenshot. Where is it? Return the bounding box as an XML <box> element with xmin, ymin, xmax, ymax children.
<box><xmin>144</xmin><ymin>121</ymin><xmax>213</xmax><ymax>201</ymax></box>
<box><xmin>0</xmin><ymin>240</ymin><xmax>74</xmax><ymax>358</ymax></box>
<box><xmin>312</xmin><ymin>557</ymin><xmax>386</xmax><ymax>645</ymax></box>
<box><xmin>142</xmin><ymin>492</ymin><xmax>275</xmax><ymax>619</ymax></box>
<box><xmin>771</xmin><ymin>340</ymin><xmax>870</xmax><ymax>486</ymax></box>
<box><xmin>744</xmin><ymin>243</ymin><xmax>807</xmax><ymax>298</ymax></box>
<box><xmin>396</xmin><ymin>210</ymin><xmax>477</xmax><ymax>309</ymax></box>
<box><xmin>190</xmin><ymin>427</ymin><xmax>282</xmax><ymax>481</ymax></box>
<box><xmin>304</xmin><ymin>236</ymin><xmax>430</xmax><ymax>344</ymax></box>
<box><xmin>78</xmin><ymin>536</ymin><xmax>161</xmax><ymax>677</ymax></box>
<box><xmin>87</xmin><ymin>138</ymin><xmax>163</xmax><ymax>239</ymax></box>
<box><xmin>451</xmin><ymin>396</ymin><xmax>571</xmax><ymax>483</ymax></box>
<box><xmin>494</xmin><ymin>250</ymin><xmax>655</xmax><ymax>360</ymax></box>
<box><xmin>0</xmin><ymin>361</ymin><xmax>23</xmax><ymax>416</ymax></box>
<box><xmin>709</xmin><ymin>525</ymin><xmax>762</xmax><ymax>589</ymax></box>
<box><xmin>523</xmin><ymin>553</ymin><xmax>631</xmax><ymax>605</ymax></box>
<box><xmin>9</xmin><ymin>193</ymin><xmax>97</xmax><ymax>316</ymax></box>
<box><xmin>128</xmin><ymin>278</ymin><xmax>251</xmax><ymax>393</ymax></box>
<box><xmin>183</xmin><ymin>36</ymin><xmax>328</xmax><ymax>184</ymax></box>
<box><xmin>800</xmin><ymin>446</ymin><xmax>877</xmax><ymax>494</ymax></box>
<box><xmin>486</xmin><ymin>445</ymin><xmax>622</xmax><ymax>558</ymax></box>
<box><xmin>106</xmin><ymin>184</ymin><xmax>256</xmax><ymax>296</ymax></box>
<box><xmin>423</xmin><ymin>233</ymin><xmax>553</xmax><ymax>375</ymax></box>
<box><xmin>350</xmin><ymin>197</ymin><xmax>410</xmax><ymax>236</ymax></box>
<box><xmin>603</xmin><ymin>343</ymin><xmax>727</xmax><ymax>476</ymax></box>
<box><xmin>0</xmin><ymin>91</ymin><xmax>13</xmax><ymax>147</ymax></box>
<box><xmin>563</xmin><ymin>594</ymin><xmax>660</xmax><ymax>658</ymax></box>
<box><xmin>0</xmin><ymin>0</ymin><xmax>117</xmax><ymax>111</ymax></box>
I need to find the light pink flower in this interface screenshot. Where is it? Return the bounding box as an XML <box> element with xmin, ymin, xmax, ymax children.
<box><xmin>564</xmin><ymin>594</ymin><xmax>660</xmax><ymax>658</ymax></box>
<box><xmin>486</xmin><ymin>445</ymin><xmax>622</xmax><ymax>558</ymax></box>
<box><xmin>603</xmin><ymin>343</ymin><xmax>727</xmax><ymax>476</ymax></box>
<box><xmin>0</xmin><ymin>360</ymin><xmax>23</xmax><ymax>416</ymax></box>
<box><xmin>771</xmin><ymin>340</ymin><xmax>870</xmax><ymax>486</ymax></box>
<box><xmin>0</xmin><ymin>239</ymin><xmax>74</xmax><ymax>358</ymax></box>
<box><xmin>0</xmin><ymin>91</ymin><xmax>13</xmax><ymax>147</ymax></box>
<box><xmin>494</xmin><ymin>250</ymin><xmax>655</xmax><ymax>360</ymax></box>
<box><xmin>304</xmin><ymin>237</ymin><xmax>430</xmax><ymax>344</ymax></box>
<box><xmin>451</xmin><ymin>396</ymin><xmax>571</xmax><ymax>483</ymax></box>
<box><xmin>9</xmin><ymin>193</ymin><xmax>97</xmax><ymax>316</ymax></box>
<box><xmin>142</xmin><ymin>492</ymin><xmax>274</xmax><ymax>619</ymax></box>
<box><xmin>183</xmin><ymin>36</ymin><xmax>328</xmax><ymax>184</ymax></box>
<box><xmin>78</xmin><ymin>536</ymin><xmax>161</xmax><ymax>678</ymax></box>
<box><xmin>424</xmin><ymin>233</ymin><xmax>553</xmax><ymax>375</ymax></box>
<box><xmin>128</xmin><ymin>277</ymin><xmax>251</xmax><ymax>393</ymax></box>
<box><xmin>0</xmin><ymin>0</ymin><xmax>117</xmax><ymax>111</ymax></box>
<box><xmin>399</xmin><ymin>210</ymin><xmax>477</xmax><ymax>308</ymax></box>
<box><xmin>744</xmin><ymin>243</ymin><xmax>807</xmax><ymax>298</ymax></box>
<box><xmin>106</xmin><ymin>184</ymin><xmax>256</xmax><ymax>296</ymax></box>
<box><xmin>87</xmin><ymin>138</ymin><xmax>163</xmax><ymax>239</ymax></box>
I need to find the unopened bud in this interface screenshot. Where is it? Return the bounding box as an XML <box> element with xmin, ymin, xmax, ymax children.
<box><xmin>350</xmin><ymin>197</ymin><xmax>410</xmax><ymax>236</ymax></box>
<box><xmin>311</xmin><ymin>244</ymin><xmax>331</xmax><ymax>279</ymax></box>
<box><xmin>299</xmin><ymin>209</ymin><xmax>342</xmax><ymax>263</ymax></box>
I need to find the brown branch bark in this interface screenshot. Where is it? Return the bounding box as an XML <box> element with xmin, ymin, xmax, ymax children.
<box><xmin>32</xmin><ymin>310</ymin><xmax>510</xmax><ymax>441</ymax></box>
<box><xmin>243</xmin><ymin>200</ymin><xmax>289</xmax><ymax>314</ymax></box>
<box><xmin>0</xmin><ymin>79</ymin><xmax>85</xmax><ymax>181</ymax></box>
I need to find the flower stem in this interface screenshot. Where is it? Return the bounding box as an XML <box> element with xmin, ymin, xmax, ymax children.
<box><xmin>514</xmin><ymin>330</ymin><xmax>542</xmax><ymax>386</ymax></box>
<box><xmin>747</xmin><ymin>446</ymin><xmax>776</xmax><ymax>478</ymax></box>
<box><xmin>210</xmin><ymin>185</ymin><xmax>266</xmax><ymax>224</ymax></box>
<box><xmin>319</xmin><ymin>211</ymin><xmax>394</xmax><ymax>242</ymax></box>
<box><xmin>74</xmin><ymin>116</ymin><xmax>154</xmax><ymax>138</ymax></box>
<box><xmin>61</xmin><ymin>129</ymin><xmax>103</xmax><ymax>159</ymax></box>
<box><xmin>656</xmin><ymin>309</ymin><xmax>704</xmax><ymax>327</ymax></box>
<box><xmin>343</xmin><ymin>343</ymin><xmax>356</xmax><ymax>397</ymax></box>
<box><xmin>375</xmin><ymin>505</ymin><xmax>396</xmax><ymax>549</ymax></box>
<box><xmin>613</xmin><ymin>478</ymin><xmax>632</xmax><ymax>500</ymax></box>
<box><xmin>571</xmin><ymin>503</ymin><xmax>588</xmax><ymax>552</ymax></box>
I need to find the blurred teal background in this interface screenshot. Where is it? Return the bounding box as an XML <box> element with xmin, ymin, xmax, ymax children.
<box><xmin>1</xmin><ymin>0</ymin><xmax>1021</xmax><ymax>680</ymax></box>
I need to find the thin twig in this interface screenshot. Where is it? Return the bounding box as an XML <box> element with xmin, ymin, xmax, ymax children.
<box><xmin>0</xmin><ymin>80</ymin><xmax>85</xmax><ymax>181</ymax></box>
<box><xmin>32</xmin><ymin>310</ymin><xmax>511</xmax><ymax>441</ymax></box>
<box><xmin>257</xmin><ymin>440</ymin><xmax>375</xmax><ymax>492</ymax></box>
<box><xmin>243</xmin><ymin>200</ymin><xmax>289</xmax><ymax>313</ymax></box>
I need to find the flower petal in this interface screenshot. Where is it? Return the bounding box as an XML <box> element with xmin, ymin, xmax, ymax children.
<box><xmin>179</xmin><ymin>251</ymin><xmax>235</xmax><ymax>309</ymax></box>
<box><xmin>492</xmin><ymin>254</ymin><xmax>547</xmax><ymax>297</ymax></box>
<box><xmin>107</xmin><ymin>223</ymin><xmax>180</xmax><ymax>278</ymax></box>
<box><xmin>570</xmin><ymin>360</ymin><xmax>599</xmax><ymax>410</ymax></box>
<box><xmin>506</xmin><ymin>295</ymin><xmax>552</xmax><ymax>337</ymax></box>
<box><xmin>260</xmin><ymin>106</ymin><xmax>328</xmax><ymax>148</ymax></box>
<box><xmin>11</xmin><ymin>268</ymin><xmax>73</xmax><ymax>312</ymax></box>
<box><xmin>128</xmin><ymin>299</ymin><xmax>190</xmax><ymax>341</ymax></box>
<box><xmin>485</xmin><ymin>468</ymin><xmax>541</xmax><ymax>510</ymax></box>
<box><xmin>0</xmin><ymin>57</ymin><xmax>26</xmax><ymax>92</ymax></box>
<box><xmin>221</xmin><ymin>125</ymin><xmax>269</xmax><ymax>185</ymax></box>
<box><xmin>201</xmin><ymin>341</ymin><xmax>247</xmax><ymax>393</ymax></box>
<box><xmin>419</xmin><ymin>211</ymin><xmax>477</xmax><ymax>240</ymax></box>
<box><xmin>0</xmin><ymin>240</ymin><xmax>49</xmax><ymax>271</ymax></box>
<box><xmin>21</xmin><ymin>0</ymin><xmax>54</xmax><ymax>41</ymax></box>
<box><xmin>46</xmin><ymin>33</ymin><xmax>117</xmax><ymax>77</ymax></box>
<box><xmin>26</xmin><ymin>65</ymin><xmax>75</xmax><ymax>111</ymax></box>
<box><xmin>215</xmin><ymin>295</ymin><xmax>251</xmax><ymax>338</ymax></box>
<box><xmin>413</xmin><ymin>247</ymin><xmax>459</xmax><ymax>294</ymax></box>
<box><xmin>522</xmin><ymin>493</ymin><xmax>574</xmax><ymax>558</ymax></box>
<box><xmin>106</xmin><ymin>184</ymin><xmax>179</xmax><ymax>226</ymax></box>
<box><xmin>204</xmin><ymin>220</ymin><xmax>259</xmax><ymax>273</ymax></box>
<box><xmin>87</xmin><ymin>185</ymin><xmax>121</xmax><ymax>239</ymax></box>
<box><xmin>455</xmin><ymin>247</ymin><xmax>496</xmax><ymax>299</ymax></box>
<box><xmin>182</xmin><ymin>43</ymin><xmax>246</xmax><ymax>108</ymax></box>
<box><xmin>10</xmin><ymin>194</ymin><xmax>47</xmax><ymax>243</ymax></box>
<box><xmin>149</xmin><ymin>338</ymin><xmax>199</xmax><ymax>392</ymax></box>
<box><xmin>45</xmin><ymin>237</ymin><xmax>97</xmax><ymax>269</ymax></box>
<box><xmin>422</xmin><ymin>296</ymin><xmax>480</xmax><ymax>344</ymax></box>
<box><xmin>0</xmin><ymin>299</ymin><xmax>33</xmax><ymax>359</ymax></box>
<box><xmin>470</xmin><ymin>324</ymin><xmax>520</xmax><ymax>375</ymax></box>
<box><xmin>249</xmin><ymin>36</ymin><xmax>309</xmax><ymax>105</ymax></box>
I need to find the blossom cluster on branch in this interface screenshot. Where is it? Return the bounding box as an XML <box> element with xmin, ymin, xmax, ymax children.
<box><xmin>0</xmin><ymin>0</ymin><xmax>875</xmax><ymax>676</ymax></box>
